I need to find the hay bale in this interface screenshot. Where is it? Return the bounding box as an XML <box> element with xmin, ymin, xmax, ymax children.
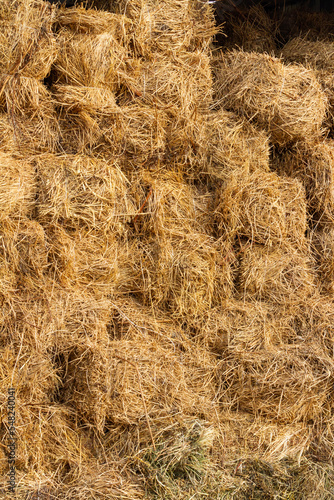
<box><xmin>114</xmin><ymin>0</ymin><xmax>217</xmax><ymax>56</ymax></box>
<box><xmin>238</xmin><ymin>244</ymin><xmax>316</xmax><ymax>304</ymax></box>
<box><xmin>51</xmin><ymin>296</ymin><xmax>218</xmax><ymax>438</ymax></box>
<box><xmin>311</xmin><ymin>228</ymin><xmax>334</xmax><ymax>294</ymax></box>
<box><xmin>218</xmin><ymin>341</ymin><xmax>334</xmax><ymax>424</ymax></box>
<box><xmin>0</xmin><ymin>114</ymin><xmax>15</xmax><ymax>152</ymax></box>
<box><xmin>55</xmin><ymin>87</ymin><xmax>167</xmax><ymax>158</ymax></box>
<box><xmin>56</xmin><ymin>5</ymin><xmax>132</xmax><ymax>38</ymax></box>
<box><xmin>46</xmin><ymin>226</ymin><xmax>120</xmax><ymax>293</ymax></box>
<box><xmin>201</xmin><ymin>300</ymin><xmax>291</xmax><ymax>354</ymax></box>
<box><xmin>222</xmin><ymin>5</ymin><xmax>276</xmax><ymax>54</ymax></box>
<box><xmin>0</xmin><ymin>218</ymin><xmax>48</xmax><ymax>291</ymax></box>
<box><xmin>280</xmin><ymin>37</ymin><xmax>334</xmax><ymax>129</ymax></box>
<box><xmin>0</xmin><ymin>0</ymin><xmax>57</xmax><ymax>80</ymax></box>
<box><xmin>214</xmin><ymin>170</ymin><xmax>307</xmax><ymax>248</ymax></box>
<box><xmin>273</xmin><ymin>140</ymin><xmax>334</xmax><ymax>226</ymax></box>
<box><xmin>206</xmin><ymin>109</ymin><xmax>270</xmax><ymax>180</ymax></box>
<box><xmin>0</xmin><ymin>76</ymin><xmax>59</xmax><ymax>152</ymax></box>
<box><xmin>213</xmin><ymin>50</ymin><xmax>327</xmax><ymax>145</ymax></box>
<box><xmin>54</xmin><ymin>30</ymin><xmax>134</xmax><ymax>92</ymax></box>
<box><xmin>35</xmin><ymin>154</ymin><xmax>135</xmax><ymax>233</ymax></box>
<box><xmin>0</xmin><ymin>152</ymin><xmax>36</xmax><ymax>220</ymax></box>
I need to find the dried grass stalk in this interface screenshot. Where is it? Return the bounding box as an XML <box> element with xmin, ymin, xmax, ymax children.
<box><xmin>273</xmin><ymin>140</ymin><xmax>334</xmax><ymax>226</ymax></box>
<box><xmin>35</xmin><ymin>154</ymin><xmax>135</xmax><ymax>233</ymax></box>
<box><xmin>213</xmin><ymin>50</ymin><xmax>327</xmax><ymax>145</ymax></box>
<box><xmin>0</xmin><ymin>152</ymin><xmax>36</xmax><ymax>220</ymax></box>
<box><xmin>0</xmin><ymin>0</ymin><xmax>57</xmax><ymax>80</ymax></box>
<box><xmin>238</xmin><ymin>243</ymin><xmax>316</xmax><ymax>304</ymax></box>
<box><xmin>214</xmin><ymin>170</ymin><xmax>307</xmax><ymax>248</ymax></box>
<box><xmin>115</xmin><ymin>0</ymin><xmax>217</xmax><ymax>56</ymax></box>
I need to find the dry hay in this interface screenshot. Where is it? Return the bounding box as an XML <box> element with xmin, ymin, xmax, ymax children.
<box><xmin>0</xmin><ymin>75</ymin><xmax>59</xmax><ymax>153</ymax></box>
<box><xmin>0</xmin><ymin>395</ymin><xmax>144</xmax><ymax>499</ymax></box>
<box><xmin>273</xmin><ymin>140</ymin><xmax>334</xmax><ymax>226</ymax></box>
<box><xmin>56</xmin><ymin>5</ymin><xmax>133</xmax><ymax>39</ymax></box>
<box><xmin>0</xmin><ymin>218</ymin><xmax>48</xmax><ymax>295</ymax></box>
<box><xmin>0</xmin><ymin>114</ymin><xmax>15</xmax><ymax>152</ymax></box>
<box><xmin>54</xmin><ymin>30</ymin><xmax>137</xmax><ymax>93</ymax></box>
<box><xmin>201</xmin><ymin>300</ymin><xmax>292</xmax><ymax>354</ymax></box>
<box><xmin>118</xmin><ymin>232</ymin><xmax>233</xmax><ymax>323</ymax></box>
<box><xmin>47</xmin><ymin>296</ymin><xmax>218</xmax><ymax>445</ymax></box>
<box><xmin>45</xmin><ymin>225</ymin><xmax>120</xmax><ymax>294</ymax></box>
<box><xmin>0</xmin><ymin>152</ymin><xmax>36</xmax><ymax>220</ymax></box>
<box><xmin>238</xmin><ymin>243</ymin><xmax>316</xmax><ymax>304</ymax></box>
<box><xmin>128</xmin><ymin>169</ymin><xmax>206</xmax><ymax>237</ymax></box>
<box><xmin>280</xmin><ymin>37</ymin><xmax>334</xmax><ymax>127</ymax></box>
<box><xmin>217</xmin><ymin>339</ymin><xmax>334</xmax><ymax>425</ymax></box>
<box><xmin>54</xmin><ymin>84</ymin><xmax>120</xmax><ymax>154</ymax></box>
<box><xmin>0</xmin><ymin>0</ymin><xmax>57</xmax><ymax>81</ymax></box>
<box><xmin>214</xmin><ymin>170</ymin><xmax>307</xmax><ymax>249</ymax></box>
<box><xmin>222</xmin><ymin>4</ymin><xmax>276</xmax><ymax>54</ymax></box>
<box><xmin>134</xmin><ymin>51</ymin><xmax>212</xmax><ymax>112</ymax></box>
<box><xmin>35</xmin><ymin>154</ymin><xmax>135</xmax><ymax>233</ymax></box>
<box><xmin>114</xmin><ymin>0</ymin><xmax>217</xmax><ymax>56</ymax></box>
<box><xmin>213</xmin><ymin>50</ymin><xmax>327</xmax><ymax>145</ymax></box>
<box><xmin>310</xmin><ymin>228</ymin><xmax>334</xmax><ymax>295</ymax></box>
<box><xmin>55</xmin><ymin>88</ymin><xmax>167</xmax><ymax>158</ymax></box>
<box><xmin>206</xmin><ymin>109</ymin><xmax>270</xmax><ymax>181</ymax></box>
<box><xmin>218</xmin><ymin>409</ymin><xmax>311</xmax><ymax>463</ymax></box>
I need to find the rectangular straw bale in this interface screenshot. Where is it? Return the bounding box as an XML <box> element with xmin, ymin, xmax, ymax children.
<box><xmin>152</xmin><ymin>233</ymin><xmax>233</xmax><ymax>321</ymax></box>
<box><xmin>0</xmin><ymin>76</ymin><xmax>59</xmax><ymax>152</ymax></box>
<box><xmin>117</xmin><ymin>233</ymin><xmax>233</xmax><ymax>322</ymax></box>
<box><xmin>238</xmin><ymin>243</ymin><xmax>316</xmax><ymax>304</ymax></box>
<box><xmin>129</xmin><ymin>170</ymin><xmax>205</xmax><ymax>236</ymax></box>
<box><xmin>0</xmin><ymin>345</ymin><xmax>61</xmax><ymax>407</ymax></box>
<box><xmin>51</xmin><ymin>296</ymin><xmax>218</xmax><ymax>435</ymax></box>
<box><xmin>54</xmin><ymin>30</ymin><xmax>134</xmax><ymax>93</ymax></box>
<box><xmin>273</xmin><ymin>140</ymin><xmax>334</xmax><ymax>226</ymax></box>
<box><xmin>0</xmin><ymin>114</ymin><xmax>15</xmax><ymax>152</ymax></box>
<box><xmin>45</xmin><ymin>225</ymin><xmax>120</xmax><ymax>294</ymax></box>
<box><xmin>311</xmin><ymin>228</ymin><xmax>334</xmax><ymax>294</ymax></box>
<box><xmin>218</xmin><ymin>341</ymin><xmax>334</xmax><ymax>424</ymax></box>
<box><xmin>218</xmin><ymin>409</ymin><xmax>311</xmax><ymax>462</ymax></box>
<box><xmin>135</xmin><ymin>51</ymin><xmax>213</xmax><ymax>113</ymax></box>
<box><xmin>35</xmin><ymin>154</ymin><xmax>135</xmax><ymax>233</ymax></box>
<box><xmin>213</xmin><ymin>50</ymin><xmax>327</xmax><ymax>145</ymax></box>
<box><xmin>56</xmin><ymin>5</ymin><xmax>133</xmax><ymax>38</ymax></box>
<box><xmin>280</xmin><ymin>37</ymin><xmax>334</xmax><ymax>129</ymax></box>
<box><xmin>0</xmin><ymin>218</ymin><xmax>48</xmax><ymax>290</ymax></box>
<box><xmin>54</xmin><ymin>84</ymin><xmax>120</xmax><ymax>153</ymax></box>
<box><xmin>0</xmin><ymin>0</ymin><xmax>57</xmax><ymax>80</ymax></box>
<box><xmin>201</xmin><ymin>300</ymin><xmax>292</xmax><ymax>354</ymax></box>
<box><xmin>206</xmin><ymin>109</ymin><xmax>270</xmax><ymax>181</ymax></box>
<box><xmin>214</xmin><ymin>170</ymin><xmax>287</xmax><ymax>245</ymax></box>
<box><xmin>0</xmin><ymin>152</ymin><xmax>36</xmax><ymax>220</ymax></box>
<box><xmin>114</xmin><ymin>0</ymin><xmax>217</xmax><ymax>56</ymax></box>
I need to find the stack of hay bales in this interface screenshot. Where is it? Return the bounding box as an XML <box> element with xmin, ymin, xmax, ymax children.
<box><xmin>2</xmin><ymin>0</ymin><xmax>334</xmax><ymax>497</ymax></box>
